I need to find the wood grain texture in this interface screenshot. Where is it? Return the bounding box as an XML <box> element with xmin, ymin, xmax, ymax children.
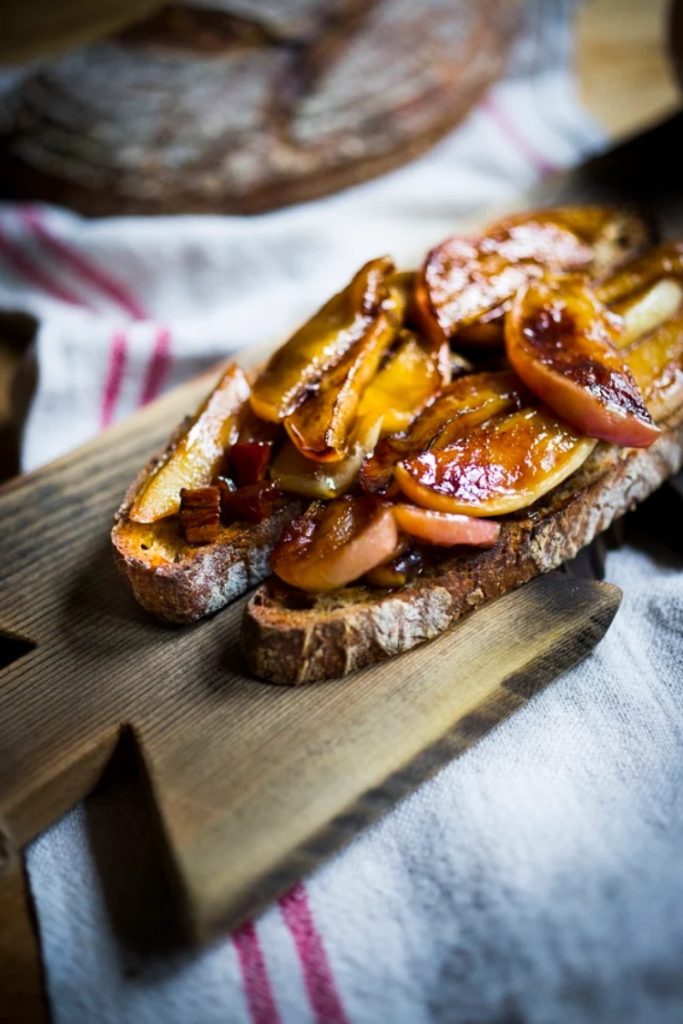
<box><xmin>0</xmin><ymin>360</ymin><xmax>621</xmax><ymax>940</ymax></box>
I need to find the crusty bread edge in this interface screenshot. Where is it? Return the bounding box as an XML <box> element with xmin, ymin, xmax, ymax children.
<box><xmin>243</xmin><ymin>414</ymin><xmax>683</xmax><ymax>684</ymax></box>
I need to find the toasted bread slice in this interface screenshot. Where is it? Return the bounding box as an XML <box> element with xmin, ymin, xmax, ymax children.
<box><xmin>244</xmin><ymin>409</ymin><xmax>683</xmax><ymax>683</ymax></box>
<box><xmin>112</xmin><ymin>426</ymin><xmax>304</xmax><ymax>623</ymax></box>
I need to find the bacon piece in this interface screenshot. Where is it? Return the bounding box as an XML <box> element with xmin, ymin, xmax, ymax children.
<box><xmin>179</xmin><ymin>485</ymin><xmax>221</xmax><ymax>544</ymax></box>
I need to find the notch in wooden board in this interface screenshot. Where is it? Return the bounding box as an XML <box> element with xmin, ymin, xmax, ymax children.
<box><xmin>0</xmin><ymin>630</ymin><xmax>36</xmax><ymax>671</ymax></box>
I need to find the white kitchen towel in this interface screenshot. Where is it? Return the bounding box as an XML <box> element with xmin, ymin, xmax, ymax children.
<box><xmin>4</xmin><ymin>1</ymin><xmax>683</xmax><ymax>1022</ymax></box>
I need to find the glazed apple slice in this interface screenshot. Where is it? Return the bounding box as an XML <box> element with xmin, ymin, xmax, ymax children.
<box><xmin>395</xmin><ymin>408</ymin><xmax>596</xmax><ymax>517</ymax></box>
<box><xmin>392</xmin><ymin>504</ymin><xmax>500</xmax><ymax>547</ymax></box>
<box><xmin>617</xmin><ymin>278</ymin><xmax>683</xmax><ymax>346</ymax></box>
<box><xmin>597</xmin><ymin>241</ymin><xmax>683</xmax><ymax>305</ymax></box>
<box><xmin>356</xmin><ymin>330</ymin><xmax>444</xmax><ymax>436</ymax></box>
<box><xmin>270</xmin><ymin>416</ymin><xmax>382</xmax><ymax>499</ymax></box>
<box><xmin>271</xmin><ymin>496</ymin><xmax>398</xmax><ymax>592</ymax></box>
<box><xmin>250</xmin><ymin>257</ymin><xmax>395</xmax><ymax>423</ymax></box>
<box><xmin>360</xmin><ymin>370</ymin><xmax>526</xmax><ymax>494</ymax></box>
<box><xmin>625</xmin><ymin>310</ymin><xmax>683</xmax><ymax>422</ymax></box>
<box><xmin>284</xmin><ymin>284</ymin><xmax>405</xmax><ymax>461</ymax></box>
<box><xmin>128</xmin><ymin>364</ymin><xmax>250</xmax><ymax>524</ymax></box>
<box><xmin>415</xmin><ymin>206</ymin><xmax>648</xmax><ymax>346</ymax></box>
<box><xmin>506</xmin><ymin>277</ymin><xmax>660</xmax><ymax>448</ymax></box>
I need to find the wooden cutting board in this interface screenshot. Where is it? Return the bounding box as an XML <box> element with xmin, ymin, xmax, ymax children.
<box><xmin>0</xmin><ymin>348</ymin><xmax>623</xmax><ymax>943</ymax></box>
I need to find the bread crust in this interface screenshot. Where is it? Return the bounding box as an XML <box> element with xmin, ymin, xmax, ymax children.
<box><xmin>243</xmin><ymin>411</ymin><xmax>683</xmax><ymax>684</ymax></box>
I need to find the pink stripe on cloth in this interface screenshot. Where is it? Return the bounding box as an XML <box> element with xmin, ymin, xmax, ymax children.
<box><xmin>481</xmin><ymin>95</ymin><xmax>558</xmax><ymax>176</ymax></box>
<box><xmin>20</xmin><ymin>207</ymin><xmax>147</xmax><ymax>320</ymax></box>
<box><xmin>0</xmin><ymin>224</ymin><xmax>86</xmax><ymax>307</ymax></box>
<box><xmin>232</xmin><ymin>920</ymin><xmax>283</xmax><ymax>1024</ymax></box>
<box><xmin>100</xmin><ymin>330</ymin><xmax>128</xmax><ymax>429</ymax></box>
<box><xmin>139</xmin><ymin>326</ymin><xmax>172</xmax><ymax>406</ymax></box>
<box><xmin>280</xmin><ymin>884</ymin><xmax>349</xmax><ymax>1024</ymax></box>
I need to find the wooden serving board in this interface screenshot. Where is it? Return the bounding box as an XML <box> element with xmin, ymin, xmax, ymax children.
<box><xmin>0</xmin><ymin>363</ymin><xmax>621</xmax><ymax>941</ymax></box>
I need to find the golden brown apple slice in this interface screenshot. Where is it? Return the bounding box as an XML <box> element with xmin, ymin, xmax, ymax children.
<box><xmin>271</xmin><ymin>496</ymin><xmax>398</xmax><ymax>592</ymax></box>
<box><xmin>356</xmin><ymin>329</ymin><xmax>443</xmax><ymax>436</ymax></box>
<box><xmin>597</xmin><ymin>241</ymin><xmax>683</xmax><ymax>306</ymax></box>
<box><xmin>415</xmin><ymin>206</ymin><xmax>648</xmax><ymax>346</ymax></box>
<box><xmin>250</xmin><ymin>257</ymin><xmax>394</xmax><ymax>423</ymax></box>
<box><xmin>270</xmin><ymin>416</ymin><xmax>382</xmax><ymax>499</ymax></box>
<box><xmin>625</xmin><ymin>311</ymin><xmax>683</xmax><ymax>422</ymax></box>
<box><xmin>395</xmin><ymin>409</ymin><xmax>596</xmax><ymax>517</ymax></box>
<box><xmin>506</xmin><ymin>276</ymin><xmax>660</xmax><ymax>448</ymax></box>
<box><xmin>616</xmin><ymin>278</ymin><xmax>683</xmax><ymax>345</ymax></box>
<box><xmin>283</xmin><ymin>282</ymin><xmax>405</xmax><ymax>461</ymax></box>
<box><xmin>128</xmin><ymin>364</ymin><xmax>250</xmax><ymax>524</ymax></box>
<box><xmin>360</xmin><ymin>371</ymin><xmax>526</xmax><ymax>494</ymax></box>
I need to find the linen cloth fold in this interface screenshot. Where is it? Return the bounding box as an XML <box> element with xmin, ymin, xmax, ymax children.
<box><xmin>3</xmin><ymin>2</ymin><xmax>683</xmax><ymax>1022</ymax></box>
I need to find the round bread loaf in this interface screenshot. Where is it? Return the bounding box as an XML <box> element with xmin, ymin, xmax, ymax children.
<box><xmin>0</xmin><ymin>0</ymin><xmax>522</xmax><ymax>215</ymax></box>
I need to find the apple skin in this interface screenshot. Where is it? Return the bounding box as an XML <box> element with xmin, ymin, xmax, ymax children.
<box><xmin>506</xmin><ymin>278</ymin><xmax>660</xmax><ymax>448</ymax></box>
<box><xmin>271</xmin><ymin>496</ymin><xmax>398</xmax><ymax>592</ymax></box>
<box><xmin>392</xmin><ymin>505</ymin><xmax>499</xmax><ymax>547</ymax></box>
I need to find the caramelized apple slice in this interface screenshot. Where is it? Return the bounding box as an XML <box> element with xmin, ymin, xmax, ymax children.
<box><xmin>271</xmin><ymin>496</ymin><xmax>398</xmax><ymax>592</ymax></box>
<box><xmin>415</xmin><ymin>206</ymin><xmax>647</xmax><ymax>346</ymax></box>
<box><xmin>250</xmin><ymin>257</ymin><xmax>394</xmax><ymax>423</ymax></box>
<box><xmin>270</xmin><ymin>416</ymin><xmax>382</xmax><ymax>499</ymax></box>
<box><xmin>393</xmin><ymin>505</ymin><xmax>500</xmax><ymax>547</ymax></box>
<box><xmin>625</xmin><ymin>311</ymin><xmax>683</xmax><ymax>422</ymax></box>
<box><xmin>284</xmin><ymin>283</ymin><xmax>405</xmax><ymax>461</ymax></box>
<box><xmin>395</xmin><ymin>409</ymin><xmax>596</xmax><ymax>517</ymax></box>
<box><xmin>360</xmin><ymin>371</ymin><xmax>526</xmax><ymax>494</ymax></box>
<box><xmin>129</xmin><ymin>364</ymin><xmax>249</xmax><ymax>523</ymax></box>
<box><xmin>356</xmin><ymin>330</ymin><xmax>443</xmax><ymax>436</ymax></box>
<box><xmin>617</xmin><ymin>278</ymin><xmax>683</xmax><ymax>345</ymax></box>
<box><xmin>597</xmin><ymin>241</ymin><xmax>683</xmax><ymax>306</ymax></box>
<box><xmin>506</xmin><ymin>277</ymin><xmax>660</xmax><ymax>447</ymax></box>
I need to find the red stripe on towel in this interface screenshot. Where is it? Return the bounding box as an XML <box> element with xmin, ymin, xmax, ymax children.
<box><xmin>100</xmin><ymin>330</ymin><xmax>128</xmax><ymax>428</ymax></box>
<box><xmin>139</xmin><ymin>325</ymin><xmax>171</xmax><ymax>406</ymax></box>
<box><xmin>19</xmin><ymin>207</ymin><xmax>147</xmax><ymax>319</ymax></box>
<box><xmin>0</xmin><ymin>224</ymin><xmax>86</xmax><ymax>307</ymax></box>
<box><xmin>280</xmin><ymin>884</ymin><xmax>349</xmax><ymax>1024</ymax></box>
<box><xmin>232</xmin><ymin>921</ymin><xmax>283</xmax><ymax>1024</ymax></box>
<box><xmin>482</xmin><ymin>95</ymin><xmax>558</xmax><ymax>176</ymax></box>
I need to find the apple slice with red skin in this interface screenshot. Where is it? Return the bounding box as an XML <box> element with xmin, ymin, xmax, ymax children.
<box><xmin>506</xmin><ymin>277</ymin><xmax>660</xmax><ymax>448</ymax></box>
<box><xmin>415</xmin><ymin>206</ymin><xmax>648</xmax><ymax>347</ymax></box>
<box><xmin>393</xmin><ymin>505</ymin><xmax>499</xmax><ymax>547</ymax></box>
<box><xmin>271</xmin><ymin>496</ymin><xmax>398</xmax><ymax>592</ymax></box>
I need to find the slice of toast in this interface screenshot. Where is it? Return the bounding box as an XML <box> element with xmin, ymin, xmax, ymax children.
<box><xmin>243</xmin><ymin>409</ymin><xmax>683</xmax><ymax>683</ymax></box>
<box><xmin>112</xmin><ymin>426</ymin><xmax>304</xmax><ymax>623</ymax></box>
